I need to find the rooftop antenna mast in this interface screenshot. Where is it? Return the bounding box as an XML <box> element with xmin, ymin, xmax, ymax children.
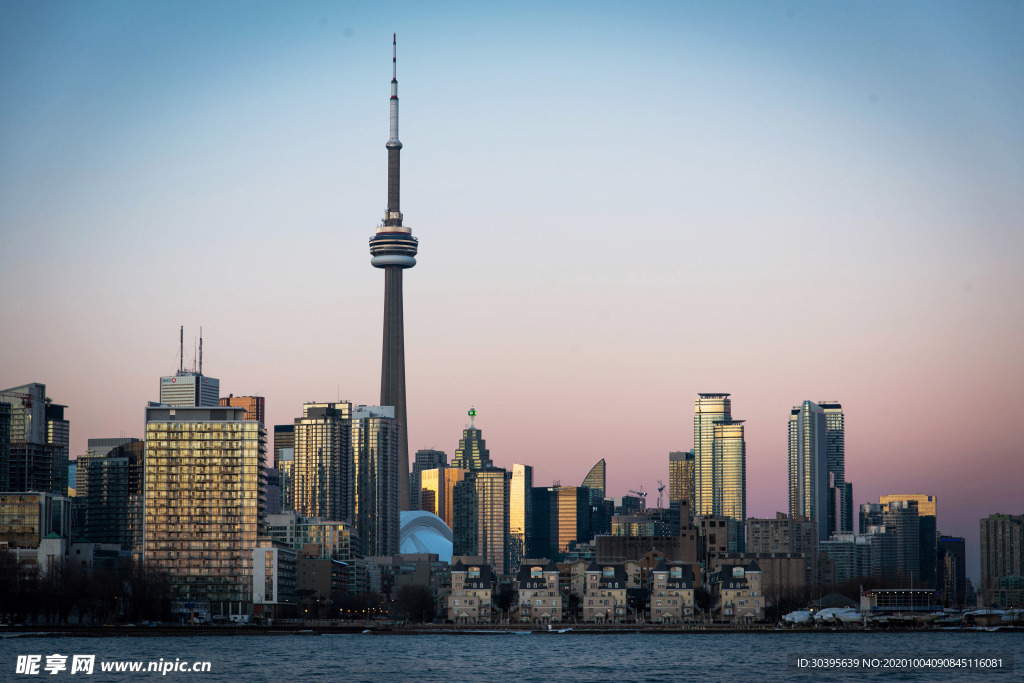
<box><xmin>199</xmin><ymin>326</ymin><xmax>203</xmax><ymax>376</ymax></box>
<box><xmin>179</xmin><ymin>326</ymin><xmax>184</xmax><ymax>373</ymax></box>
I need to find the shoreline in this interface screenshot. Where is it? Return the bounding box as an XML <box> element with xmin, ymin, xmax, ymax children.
<box><xmin>2</xmin><ymin>624</ymin><xmax>1021</xmax><ymax>638</ymax></box>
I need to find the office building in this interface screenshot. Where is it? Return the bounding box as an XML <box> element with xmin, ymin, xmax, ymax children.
<box><xmin>582</xmin><ymin>459</ymin><xmax>606</xmax><ymax>503</ymax></box>
<box><xmin>84</xmin><ymin>440</ymin><xmax>145</xmax><ymax>550</ymax></box>
<box><xmin>0</xmin><ymin>402</ymin><xmax>9</xmax><ymax>492</ymax></box>
<box><xmin>0</xmin><ymin>491</ymin><xmax>72</xmax><ymax>549</ymax></box>
<box><xmin>277</xmin><ymin>448</ymin><xmax>294</xmax><ymax>512</ymax></box>
<box><xmin>219</xmin><ymin>395</ymin><xmax>265</xmax><ymax>424</ymax></box>
<box><xmin>369</xmin><ymin>36</ymin><xmax>418</xmax><ymax>511</ymax></box>
<box><xmin>352</xmin><ymin>405</ymin><xmax>400</xmax><ymax>557</ymax></box>
<box><xmin>273</xmin><ymin>425</ymin><xmax>294</xmax><ymax>464</ymax></box>
<box><xmin>0</xmin><ymin>383</ymin><xmax>69</xmax><ymax>496</ymax></box>
<box><xmin>411</xmin><ymin>448</ymin><xmax>447</xmax><ymax>510</ymax></box>
<box><xmin>292</xmin><ymin>402</ymin><xmax>352</xmax><ymax>521</ymax></box>
<box><xmin>143</xmin><ymin>404</ymin><xmax>266</xmax><ymax>616</ymax></box>
<box><xmin>419</xmin><ymin>465</ymin><xmax>467</xmax><ymax>529</ymax></box>
<box><xmin>532</xmin><ymin>486</ymin><xmax>592</xmax><ymax>562</ymax></box>
<box><xmin>979</xmin><ymin>514</ymin><xmax>1024</xmax><ymax>604</ymax></box>
<box><xmin>159</xmin><ymin>327</ymin><xmax>219</xmax><ymax>407</ymax></box>
<box><xmin>788</xmin><ymin>401</ymin><xmax>829</xmax><ymax>542</ymax></box>
<box><xmin>453</xmin><ymin>468</ymin><xmax>511</xmax><ymax>575</ymax></box>
<box><xmin>668</xmin><ymin>451</ymin><xmax>694</xmax><ymax>509</ymax></box>
<box><xmin>880</xmin><ymin>494</ymin><xmax>937</xmax><ymax>587</ymax></box>
<box><xmin>882</xmin><ymin>500</ymin><xmax>921</xmax><ymax>583</ymax></box>
<box><xmin>510</xmin><ymin>463</ymin><xmax>533</xmax><ymax>572</ymax></box>
<box><xmin>693</xmin><ymin>394</ymin><xmax>745</xmax><ymax>522</ymax></box>
<box><xmin>452</xmin><ymin>408</ymin><xmax>492</xmax><ymax>471</ymax></box>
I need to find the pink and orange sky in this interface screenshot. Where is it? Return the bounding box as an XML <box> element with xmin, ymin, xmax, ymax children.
<box><xmin>2</xmin><ymin>1</ymin><xmax>1022</xmax><ymax>580</ymax></box>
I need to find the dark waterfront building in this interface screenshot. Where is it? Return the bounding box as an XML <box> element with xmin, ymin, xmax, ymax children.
<box><xmin>0</xmin><ymin>401</ymin><xmax>10</xmax><ymax>492</ymax></box>
<box><xmin>979</xmin><ymin>513</ymin><xmax>1024</xmax><ymax>605</ymax></box>
<box><xmin>937</xmin><ymin>535</ymin><xmax>967</xmax><ymax>607</ymax></box>
<box><xmin>0</xmin><ymin>383</ymin><xmax>69</xmax><ymax>496</ymax></box>
<box><xmin>369</xmin><ymin>35</ymin><xmax>418</xmax><ymax>511</ymax></box>
<box><xmin>274</xmin><ymin>424</ymin><xmax>295</xmax><ymax>464</ymax></box>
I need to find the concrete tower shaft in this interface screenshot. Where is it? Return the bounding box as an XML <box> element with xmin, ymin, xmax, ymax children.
<box><xmin>369</xmin><ymin>34</ymin><xmax>416</xmax><ymax>511</ymax></box>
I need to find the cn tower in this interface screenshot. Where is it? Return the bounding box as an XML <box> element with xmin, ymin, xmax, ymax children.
<box><xmin>370</xmin><ymin>34</ymin><xmax>417</xmax><ymax>510</ymax></box>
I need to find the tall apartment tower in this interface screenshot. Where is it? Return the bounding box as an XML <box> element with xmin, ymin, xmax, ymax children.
<box><xmin>788</xmin><ymin>401</ymin><xmax>829</xmax><ymax>542</ymax></box>
<box><xmin>0</xmin><ymin>383</ymin><xmax>69</xmax><ymax>495</ymax></box>
<box><xmin>411</xmin><ymin>448</ymin><xmax>447</xmax><ymax>510</ymax></box>
<box><xmin>144</xmin><ymin>404</ymin><xmax>265</xmax><ymax>616</ymax></box>
<box><xmin>369</xmin><ymin>35</ymin><xmax>418</xmax><ymax>511</ymax></box>
<box><xmin>293</xmin><ymin>402</ymin><xmax>352</xmax><ymax>521</ymax></box>
<box><xmin>352</xmin><ymin>405</ymin><xmax>400</xmax><ymax>556</ymax></box>
<box><xmin>819</xmin><ymin>402</ymin><xmax>850</xmax><ymax>533</ymax></box>
<box><xmin>510</xmin><ymin>463</ymin><xmax>533</xmax><ymax>571</ymax></box>
<box><xmin>668</xmin><ymin>451</ymin><xmax>695</xmax><ymax>507</ymax></box>
<box><xmin>979</xmin><ymin>514</ymin><xmax>1024</xmax><ymax>605</ymax></box>
<box><xmin>693</xmin><ymin>394</ymin><xmax>746</xmax><ymax>522</ymax></box>
<box><xmin>453</xmin><ymin>468</ymin><xmax>511</xmax><ymax>574</ymax></box>
<box><xmin>452</xmin><ymin>408</ymin><xmax>493</xmax><ymax>471</ymax></box>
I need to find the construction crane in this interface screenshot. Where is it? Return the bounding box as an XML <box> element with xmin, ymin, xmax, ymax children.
<box><xmin>628</xmin><ymin>486</ymin><xmax>647</xmax><ymax>510</ymax></box>
<box><xmin>657</xmin><ymin>480</ymin><xmax>666</xmax><ymax>509</ymax></box>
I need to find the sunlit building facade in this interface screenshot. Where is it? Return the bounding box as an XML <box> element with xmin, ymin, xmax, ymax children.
<box><xmin>668</xmin><ymin>451</ymin><xmax>694</xmax><ymax>508</ymax></box>
<box><xmin>532</xmin><ymin>486</ymin><xmax>592</xmax><ymax>562</ymax></box>
<box><xmin>694</xmin><ymin>394</ymin><xmax>746</xmax><ymax>523</ymax></box>
<box><xmin>510</xmin><ymin>463</ymin><xmax>533</xmax><ymax>572</ymax></box>
<box><xmin>411</xmin><ymin>448</ymin><xmax>447</xmax><ymax>510</ymax></box>
<box><xmin>219</xmin><ymin>395</ymin><xmax>265</xmax><ymax>424</ymax></box>
<box><xmin>351</xmin><ymin>405</ymin><xmax>400</xmax><ymax>557</ymax></box>
<box><xmin>419</xmin><ymin>465</ymin><xmax>467</xmax><ymax>529</ymax></box>
<box><xmin>582</xmin><ymin>459</ymin><xmax>606</xmax><ymax>504</ymax></box>
<box><xmin>453</xmin><ymin>468</ymin><xmax>510</xmax><ymax>575</ymax></box>
<box><xmin>143</xmin><ymin>405</ymin><xmax>266</xmax><ymax>616</ymax></box>
<box><xmin>293</xmin><ymin>402</ymin><xmax>351</xmax><ymax>521</ymax></box>
<box><xmin>159</xmin><ymin>372</ymin><xmax>219</xmax><ymax>407</ymax></box>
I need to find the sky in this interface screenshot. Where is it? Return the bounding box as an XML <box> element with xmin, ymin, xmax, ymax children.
<box><xmin>2</xmin><ymin>0</ymin><xmax>1022</xmax><ymax>583</ymax></box>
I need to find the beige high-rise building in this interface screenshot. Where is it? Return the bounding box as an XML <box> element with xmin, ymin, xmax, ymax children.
<box><xmin>979</xmin><ymin>513</ymin><xmax>1024</xmax><ymax>603</ymax></box>
<box><xmin>143</xmin><ymin>405</ymin><xmax>265</xmax><ymax>616</ymax></box>
<box><xmin>219</xmin><ymin>395</ymin><xmax>265</xmax><ymax>424</ymax></box>
<box><xmin>880</xmin><ymin>494</ymin><xmax>936</xmax><ymax>518</ymax></box>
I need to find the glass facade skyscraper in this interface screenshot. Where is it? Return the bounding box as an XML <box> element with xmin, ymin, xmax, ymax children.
<box><xmin>510</xmin><ymin>463</ymin><xmax>533</xmax><ymax>571</ymax></box>
<box><xmin>788</xmin><ymin>401</ymin><xmax>829</xmax><ymax>542</ymax></box>
<box><xmin>351</xmin><ymin>405</ymin><xmax>399</xmax><ymax>557</ymax></box>
<box><xmin>143</xmin><ymin>405</ymin><xmax>265</xmax><ymax>615</ymax></box>
<box><xmin>582</xmin><ymin>459</ymin><xmax>606</xmax><ymax>504</ymax></box>
<box><xmin>819</xmin><ymin>402</ymin><xmax>850</xmax><ymax>533</ymax></box>
<box><xmin>293</xmin><ymin>403</ymin><xmax>351</xmax><ymax>521</ymax></box>
<box><xmin>668</xmin><ymin>450</ymin><xmax>694</xmax><ymax>509</ymax></box>
<box><xmin>452</xmin><ymin>408</ymin><xmax>492</xmax><ymax>471</ymax></box>
<box><xmin>159</xmin><ymin>372</ymin><xmax>219</xmax><ymax>407</ymax></box>
<box><xmin>693</xmin><ymin>394</ymin><xmax>745</xmax><ymax>523</ymax></box>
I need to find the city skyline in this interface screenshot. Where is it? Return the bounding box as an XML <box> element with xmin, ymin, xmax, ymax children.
<box><xmin>2</xmin><ymin>2</ymin><xmax>1022</xmax><ymax>584</ymax></box>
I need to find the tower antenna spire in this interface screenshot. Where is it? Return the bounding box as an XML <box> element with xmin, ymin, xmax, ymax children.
<box><xmin>199</xmin><ymin>326</ymin><xmax>203</xmax><ymax>376</ymax></box>
<box><xmin>179</xmin><ymin>325</ymin><xmax>184</xmax><ymax>373</ymax></box>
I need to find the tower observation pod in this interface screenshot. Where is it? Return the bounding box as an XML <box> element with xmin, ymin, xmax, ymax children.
<box><xmin>370</xmin><ymin>34</ymin><xmax>416</xmax><ymax>510</ymax></box>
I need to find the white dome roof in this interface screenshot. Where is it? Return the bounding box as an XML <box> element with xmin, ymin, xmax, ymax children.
<box><xmin>399</xmin><ymin>510</ymin><xmax>453</xmax><ymax>562</ymax></box>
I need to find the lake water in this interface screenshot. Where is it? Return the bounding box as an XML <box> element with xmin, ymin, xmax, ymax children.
<box><xmin>1</xmin><ymin>631</ymin><xmax>1020</xmax><ymax>681</ymax></box>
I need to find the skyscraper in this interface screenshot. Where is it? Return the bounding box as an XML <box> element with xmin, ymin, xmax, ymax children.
<box><xmin>351</xmin><ymin>405</ymin><xmax>400</xmax><ymax>556</ymax></box>
<box><xmin>979</xmin><ymin>513</ymin><xmax>1024</xmax><ymax>605</ymax></box>
<box><xmin>880</xmin><ymin>494</ymin><xmax>937</xmax><ymax>587</ymax></box>
<box><xmin>452</xmin><ymin>408</ymin><xmax>492</xmax><ymax>471</ymax></box>
<box><xmin>420</xmin><ymin>465</ymin><xmax>467</xmax><ymax>529</ymax></box>
<box><xmin>788</xmin><ymin>401</ymin><xmax>829</xmax><ymax>542</ymax></box>
<box><xmin>582</xmin><ymin>458</ymin><xmax>606</xmax><ymax>504</ymax></box>
<box><xmin>369</xmin><ymin>35</ymin><xmax>418</xmax><ymax>511</ymax></box>
<box><xmin>819</xmin><ymin>402</ymin><xmax>850</xmax><ymax>533</ymax></box>
<box><xmin>144</xmin><ymin>404</ymin><xmax>265</xmax><ymax>615</ymax></box>
<box><xmin>411</xmin><ymin>448</ymin><xmax>447</xmax><ymax>510</ymax></box>
<box><xmin>510</xmin><ymin>463</ymin><xmax>533</xmax><ymax>571</ymax></box>
<box><xmin>531</xmin><ymin>486</ymin><xmax>592</xmax><ymax>562</ymax></box>
<box><xmin>668</xmin><ymin>451</ymin><xmax>694</xmax><ymax>507</ymax></box>
<box><xmin>293</xmin><ymin>402</ymin><xmax>351</xmax><ymax>521</ymax></box>
<box><xmin>693</xmin><ymin>394</ymin><xmax>746</xmax><ymax>522</ymax></box>
<box><xmin>159</xmin><ymin>327</ymin><xmax>219</xmax><ymax>407</ymax></box>
<box><xmin>453</xmin><ymin>468</ymin><xmax>511</xmax><ymax>574</ymax></box>
<box><xmin>0</xmin><ymin>383</ymin><xmax>68</xmax><ymax>495</ymax></box>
